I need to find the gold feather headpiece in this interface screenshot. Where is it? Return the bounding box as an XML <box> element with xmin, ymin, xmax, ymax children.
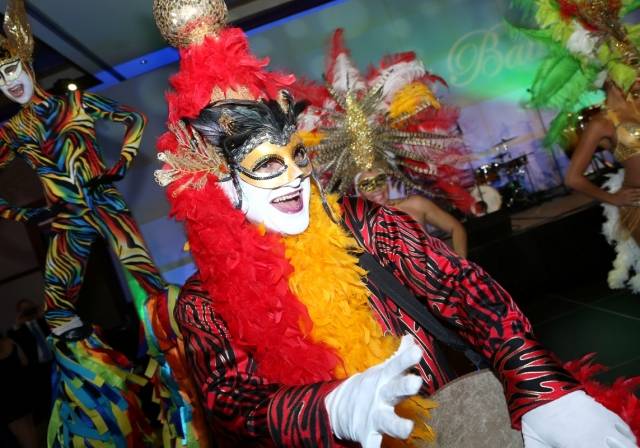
<box><xmin>295</xmin><ymin>29</ymin><xmax>467</xmax><ymax>195</ymax></box>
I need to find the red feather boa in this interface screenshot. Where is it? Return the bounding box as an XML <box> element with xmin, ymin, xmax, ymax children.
<box><xmin>564</xmin><ymin>354</ymin><xmax>640</xmax><ymax>441</ymax></box>
<box><xmin>167</xmin><ymin>177</ymin><xmax>340</xmax><ymax>385</ymax></box>
<box><xmin>165</xmin><ymin>27</ymin><xmax>295</xmax><ymax>123</ymax></box>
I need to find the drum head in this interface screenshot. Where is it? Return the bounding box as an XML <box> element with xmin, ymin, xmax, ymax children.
<box><xmin>426</xmin><ymin>370</ymin><xmax>523</xmax><ymax>447</ymax></box>
<box><xmin>470</xmin><ymin>185</ymin><xmax>502</xmax><ymax>216</ymax></box>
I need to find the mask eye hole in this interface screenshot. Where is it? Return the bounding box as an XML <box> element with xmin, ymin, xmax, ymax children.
<box><xmin>253</xmin><ymin>156</ymin><xmax>285</xmax><ymax>175</ymax></box>
<box><xmin>293</xmin><ymin>145</ymin><xmax>309</xmax><ymax>167</ymax></box>
<box><xmin>5</xmin><ymin>63</ymin><xmax>18</xmax><ymax>75</ymax></box>
<box><xmin>0</xmin><ymin>61</ymin><xmax>22</xmax><ymax>86</ymax></box>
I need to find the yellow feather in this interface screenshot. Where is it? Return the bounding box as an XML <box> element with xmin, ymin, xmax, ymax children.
<box><xmin>298</xmin><ymin>130</ymin><xmax>325</xmax><ymax>147</ymax></box>
<box><xmin>283</xmin><ymin>188</ymin><xmax>435</xmax><ymax>445</ymax></box>
<box><xmin>389</xmin><ymin>82</ymin><xmax>440</xmax><ymax>120</ymax></box>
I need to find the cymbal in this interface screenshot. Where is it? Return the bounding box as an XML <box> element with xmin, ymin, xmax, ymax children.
<box><xmin>484</xmin><ymin>136</ymin><xmax>528</xmax><ymax>159</ymax></box>
<box><xmin>490</xmin><ymin>136</ymin><xmax>518</xmax><ymax>149</ymax></box>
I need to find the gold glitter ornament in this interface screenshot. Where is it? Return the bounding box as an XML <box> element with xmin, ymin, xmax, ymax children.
<box><xmin>153</xmin><ymin>0</ymin><xmax>228</xmax><ymax>48</ymax></box>
<box><xmin>0</xmin><ymin>0</ymin><xmax>34</xmax><ymax>64</ymax></box>
<box><xmin>305</xmin><ymin>80</ymin><xmax>462</xmax><ymax>194</ymax></box>
<box><xmin>344</xmin><ymin>93</ymin><xmax>375</xmax><ymax>172</ymax></box>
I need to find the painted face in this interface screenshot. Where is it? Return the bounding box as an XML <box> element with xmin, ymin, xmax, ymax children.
<box><xmin>357</xmin><ymin>170</ymin><xmax>389</xmax><ymax>205</ymax></box>
<box><xmin>219</xmin><ymin>133</ymin><xmax>313</xmax><ymax>235</ymax></box>
<box><xmin>0</xmin><ymin>59</ymin><xmax>34</xmax><ymax>104</ymax></box>
<box><xmin>219</xmin><ymin>176</ymin><xmax>312</xmax><ymax>235</ymax></box>
<box><xmin>240</xmin><ymin>176</ymin><xmax>311</xmax><ymax>235</ymax></box>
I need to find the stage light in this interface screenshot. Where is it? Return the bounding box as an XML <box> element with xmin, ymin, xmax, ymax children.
<box><xmin>67</xmin><ymin>82</ymin><xmax>78</xmax><ymax>91</ymax></box>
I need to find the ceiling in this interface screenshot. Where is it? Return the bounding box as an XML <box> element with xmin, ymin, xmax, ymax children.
<box><xmin>0</xmin><ymin>0</ymin><xmax>335</xmax><ymax>119</ymax></box>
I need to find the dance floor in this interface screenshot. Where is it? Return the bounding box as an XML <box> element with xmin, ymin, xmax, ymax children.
<box><xmin>466</xmin><ymin>190</ymin><xmax>640</xmax><ymax>383</ymax></box>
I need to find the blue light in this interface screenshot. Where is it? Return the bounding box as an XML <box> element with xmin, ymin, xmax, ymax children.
<box><xmin>89</xmin><ymin>0</ymin><xmax>347</xmax><ymax>91</ymax></box>
<box><xmin>246</xmin><ymin>0</ymin><xmax>348</xmax><ymax>36</ymax></box>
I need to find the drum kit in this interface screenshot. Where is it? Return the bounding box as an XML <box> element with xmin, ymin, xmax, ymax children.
<box><xmin>468</xmin><ymin>137</ymin><xmax>534</xmax><ymax>216</ymax></box>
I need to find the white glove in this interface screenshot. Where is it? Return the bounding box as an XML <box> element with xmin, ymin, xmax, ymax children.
<box><xmin>324</xmin><ymin>334</ymin><xmax>423</xmax><ymax>448</ymax></box>
<box><xmin>522</xmin><ymin>390</ymin><xmax>638</xmax><ymax>448</ymax></box>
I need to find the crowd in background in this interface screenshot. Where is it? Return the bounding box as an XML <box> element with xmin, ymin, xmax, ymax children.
<box><xmin>0</xmin><ymin>299</ymin><xmax>52</xmax><ymax>448</ymax></box>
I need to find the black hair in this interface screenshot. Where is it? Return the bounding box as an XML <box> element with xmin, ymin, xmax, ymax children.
<box><xmin>188</xmin><ymin>91</ymin><xmax>309</xmax><ymax>210</ymax></box>
<box><xmin>190</xmin><ymin>91</ymin><xmax>307</xmax><ymax>164</ymax></box>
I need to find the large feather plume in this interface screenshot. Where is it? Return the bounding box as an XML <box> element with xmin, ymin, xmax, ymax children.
<box><xmin>290</xmin><ymin>28</ymin><xmax>473</xmax><ymax>212</ymax></box>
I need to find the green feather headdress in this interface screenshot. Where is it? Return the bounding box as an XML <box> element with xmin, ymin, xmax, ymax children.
<box><xmin>511</xmin><ymin>0</ymin><xmax>640</xmax><ymax>146</ymax></box>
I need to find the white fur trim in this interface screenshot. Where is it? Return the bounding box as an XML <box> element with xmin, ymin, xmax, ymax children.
<box><xmin>601</xmin><ymin>170</ymin><xmax>640</xmax><ymax>293</ymax></box>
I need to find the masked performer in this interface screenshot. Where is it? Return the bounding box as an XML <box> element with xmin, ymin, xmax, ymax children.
<box><xmin>513</xmin><ymin>0</ymin><xmax>640</xmax><ymax>292</ymax></box>
<box><xmin>293</xmin><ymin>28</ymin><xmax>471</xmax><ymax>257</ymax></box>
<box><xmin>294</xmin><ymin>29</ymin><xmax>474</xmax><ymax>216</ymax></box>
<box><xmin>0</xmin><ymin>1</ymin><xmax>194</xmax><ymax>445</ymax></box>
<box><xmin>154</xmin><ymin>0</ymin><xmax>638</xmax><ymax>447</ymax></box>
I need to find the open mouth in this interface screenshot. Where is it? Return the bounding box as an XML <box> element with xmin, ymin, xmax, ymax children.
<box><xmin>7</xmin><ymin>83</ymin><xmax>24</xmax><ymax>98</ymax></box>
<box><xmin>270</xmin><ymin>189</ymin><xmax>304</xmax><ymax>213</ymax></box>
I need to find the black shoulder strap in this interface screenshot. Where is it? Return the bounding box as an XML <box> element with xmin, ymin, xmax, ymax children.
<box><xmin>359</xmin><ymin>252</ymin><xmax>489</xmax><ymax>370</ymax></box>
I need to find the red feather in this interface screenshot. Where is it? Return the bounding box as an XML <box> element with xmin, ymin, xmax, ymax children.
<box><xmin>564</xmin><ymin>354</ymin><xmax>640</xmax><ymax>442</ymax></box>
<box><xmin>421</xmin><ymin>72</ymin><xmax>449</xmax><ymax>89</ymax></box>
<box><xmin>402</xmin><ymin>105</ymin><xmax>460</xmax><ymax>132</ymax></box>
<box><xmin>167</xmin><ymin>179</ymin><xmax>341</xmax><ymax>385</ymax></box>
<box><xmin>325</xmin><ymin>28</ymin><xmax>350</xmax><ymax>85</ymax></box>
<box><xmin>165</xmin><ymin>27</ymin><xmax>295</xmax><ymax>123</ymax></box>
<box><xmin>434</xmin><ymin>180</ymin><xmax>475</xmax><ymax>212</ymax></box>
<box><xmin>379</xmin><ymin>51</ymin><xmax>417</xmax><ymax>69</ymax></box>
<box><xmin>558</xmin><ymin>0</ymin><xmax>580</xmax><ymax>20</ymax></box>
<box><xmin>289</xmin><ymin>77</ymin><xmax>330</xmax><ymax>108</ymax></box>
<box><xmin>405</xmin><ymin>105</ymin><xmax>461</xmax><ymax>133</ymax></box>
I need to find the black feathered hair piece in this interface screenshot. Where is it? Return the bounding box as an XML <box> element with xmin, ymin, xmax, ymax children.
<box><xmin>188</xmin><ymin>91</ymin><xmax>337</xmax><ymax>221</ymax></box>
<box><xmin>190</xmin><ymin>91</ymin><xmax>307</xmax><ymax>166</ymax></box>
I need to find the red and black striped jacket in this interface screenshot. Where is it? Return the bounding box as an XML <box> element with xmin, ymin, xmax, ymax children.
<box><xmin>175</xmin><ymin>197</ymin><xmax>581</xmax><ymax>447</ymax></box>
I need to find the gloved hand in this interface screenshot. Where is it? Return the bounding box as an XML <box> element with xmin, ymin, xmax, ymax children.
<box><xmin>522</xmin><ymin>390</ymin><xmax>637</xmax><ymax>448</ymax></box>
<box><xmin>324</xmin><ymin>334</ymin><xmax>423</xmax><ymax>448</ymax></box>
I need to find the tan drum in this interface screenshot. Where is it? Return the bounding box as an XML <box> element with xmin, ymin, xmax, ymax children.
<box><xmin>470</xmin><ymin>185</ymin><xmax>502</xmax><ymax>216</ymax></box>
<box><xmin>426</xmin><ymin>370</ymin><xmax>523</xmax><ymax>448</ymax></box>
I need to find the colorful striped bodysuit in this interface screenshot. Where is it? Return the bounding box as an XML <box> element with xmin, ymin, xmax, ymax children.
<box><xmin>0</xmin><ymin>87</ymin><xmax>165</xmax><ymax>331</ymax></box>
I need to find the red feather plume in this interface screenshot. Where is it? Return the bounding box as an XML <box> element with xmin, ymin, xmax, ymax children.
<box><xmin>167</xmin><ymin>178</ymin><xmax>340</xmax><ymax>385</ymax></box>
<box><xmin>564</xmin><ymin>354</ymin><xmax>640</xmax><ymax>442</ymax></box>
<box><xmin>325</xmin><ymin>28</ymin><xmax>350</xmax><ymax>85</ymax></box>
<box><xmin>165</xmin><ymin>27</ymin><xmax>295</xmax><ymax>124</ymax></box>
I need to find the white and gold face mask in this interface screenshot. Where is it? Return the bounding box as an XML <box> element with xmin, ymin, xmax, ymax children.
<box><xmin>0</xmin><ymin>58</ymin><xmax>22</xmax><ymax>85</ymax></box>
<box><xmin>227</xmin><ymin>133</ymin><xmax>313</xmax><ymax>235</ymax></box>
<box><xmin>236</xmin><ymin>133</ymin><xmax>312</xmax><ymax>189</ymax></box>
<box><xmin>185</xmin><ymin>97</ymin><xmax>319</xmax><ymax>234</ymax></box>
